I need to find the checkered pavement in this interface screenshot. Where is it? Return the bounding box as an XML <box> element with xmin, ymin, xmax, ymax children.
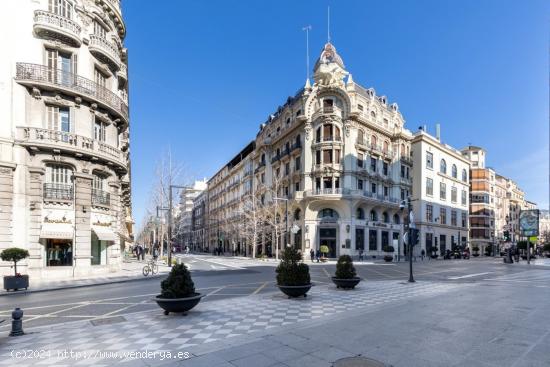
<box><xmin>0</xmin><ymin>281</ymin><xmax>464</xmax><ymax>366</ymax></box>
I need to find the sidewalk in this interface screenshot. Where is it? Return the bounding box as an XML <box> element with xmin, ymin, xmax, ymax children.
<box><xmin>1</xmin><ymin>277</ymin><xmax>549</xmax><ymax>366</ymax></box>
<box><xmin>0</xmin><ymin>259</ymin><xmax>171</xmax><ymax>297</ymax></box>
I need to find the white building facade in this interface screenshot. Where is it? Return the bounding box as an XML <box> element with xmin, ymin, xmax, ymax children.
<box><xmin>411</xmin><ymin>130</ymin><xmax>470</xmax><ymax>256</ymax></box>
<box><xmin>0</xmin><ymin>0</ymin><xmax>133</xmax><ymax>279</ymax></box>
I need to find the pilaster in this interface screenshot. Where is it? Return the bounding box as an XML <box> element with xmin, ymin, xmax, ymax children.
<box><xmin>74</xmin><ymin>172</ymin><xmax>93</xmax><ymax>273</ymax></box>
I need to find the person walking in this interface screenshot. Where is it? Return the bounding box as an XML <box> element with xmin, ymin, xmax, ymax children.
<box><xmin>152</xmin><ymin>246</ymin><xmax>159</xmax><ymax>261</ymax></box>
<box><xmin>315</xmin><ymin>249</ymin><xmax>320</xmax><ymax>263</ymax></box>
<box><xmin>359</xmin><ymin>249</ymin><xmax>364</xmax><ymax>262</ymax></box>
<box><xmin>310</xmin><ymin>248</ymin><xmax>315</xmax><ymax>262</ymax></box>
<box><xmin>421</xmin><ymin>249</ymin><xmax>425</xmax><ymax>261</ymax></box>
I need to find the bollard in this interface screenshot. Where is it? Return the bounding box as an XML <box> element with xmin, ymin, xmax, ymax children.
<box><xmin>9</xmin><ymin>308</ymin><xmax>24</xmax><ymax>336</ymax></box>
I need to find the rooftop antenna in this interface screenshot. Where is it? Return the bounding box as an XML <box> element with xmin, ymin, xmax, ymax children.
<box><xmin>302</xmin><ymin>25</ymin><xmax>312</xmax><ymax>81</ymax></box>
<box><xmin>327</xmin><ymin>6</ymin><xmax>331</xmax><ymax>43</ymax></box>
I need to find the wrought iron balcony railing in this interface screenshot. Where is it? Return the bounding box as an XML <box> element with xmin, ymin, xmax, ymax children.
<box><xmin>92</xmin><ymin>189</ymin><xmax>111</xmax><ymax>206</ymax></box>
<box><xmin>15</xmin><ymin>63</ymin><xmax>128</xmax><ymax>121</ymax></box>
<box><xmin>44</xmin><ymin>183</ymin><xmax>73</xmax><ymax>201</ymax></box>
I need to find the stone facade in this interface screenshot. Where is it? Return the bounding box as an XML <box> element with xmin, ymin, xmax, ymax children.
<box><xmin>0</xmin><ymin>0</ymin><xmax>133</xmax><ymax>279</ymax></box>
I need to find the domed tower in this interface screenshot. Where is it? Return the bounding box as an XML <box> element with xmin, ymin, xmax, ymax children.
<box><xmin>0</xmin><ymin>0</ymin><xmax>133</xmax><ymax>279</ymax></box>
<box><xmin>313</xmin><ymin>42</ymin><xmax>349</xmax><ymax>88</ymax></box>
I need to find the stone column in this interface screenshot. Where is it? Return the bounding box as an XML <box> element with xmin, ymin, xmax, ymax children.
<box><xmin>0</xmin><ymin>163</ymin><xmax>16</xmax><ymax>276</ymax></box>
<box><xmin>74</xmin><ymin>172</ymin><xmax>93</xmax><ymax>276</ymax></box>
<box><xmin>108</xmin><ymin>180</ymin><xmax>121</xmax><ymax>270</ymax></box>
<box><xmin>27</xmin><ymin>166</ymin><xmax>45</xmax><ymax>273</ymax></box>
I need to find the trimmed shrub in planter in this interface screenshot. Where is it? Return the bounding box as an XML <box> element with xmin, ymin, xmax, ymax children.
<box><xmin>472</xmin><ymin>246</ymin><xmax>480</xmax><ymax>257</ymax></box>
<box><xmin>154</xmin><ymin>263</ymin><xmax>202</xmax><ymax>315</ymax></box>
<box><xmin>1</xmin><ymin>248</ymin><xmax>30</xmax><ymax>291</ymax></box>
<box><xmin>383</xmin><ymin>246</ymin><xmax>394</xmax><ymax>262</ymax></box>
<box><xmin>319</xmin><ymin>245</ymin><xmax>329</xmax><ymax>261</ymax></box>
<box><xmin>332</xmin><ymin>255</ymin><xmax>361</xmax><ymax>289</ymax></box>
<box><xmin>276</xmin><ymin>246</ymin><xmax>311</xmax><ymax>298</ymax></box>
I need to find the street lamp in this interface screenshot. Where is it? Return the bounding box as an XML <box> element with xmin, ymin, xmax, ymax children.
<box><xmin>401</xmin><ymin>197</ymin><xmax>416</xmax><ymax>283</ymax></box>
<box><xmin>273</xmin><ymin>197</ymin><xmax>289</xmax><ymax>261</ymax></box>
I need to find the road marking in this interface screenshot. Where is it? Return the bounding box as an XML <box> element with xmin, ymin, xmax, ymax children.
<box><xmin>322</xmin><ymin>268</ymin><xmax>331</xmax><ymax>278</ymax></box>
<box><xmin>196</xmin><ymin>257</ymin><xmax>245</xmax><ymax>269</ymax></box>
<box><xmin>448</xmin><ymin>272</ymin><xmax>491</xmax><ymax>280</ymax></box>
<box><xmin>204</xmin><ymin>287</ymin><xmax>225</xmax><ymax>297</ymax></box>
<box><xmin>102</xmin><ymin>300</ymin><xmax>149</xmax><ymax>317</ymax></box>
<box><xmin>251</xmin><ymin>282</ymin><xmax>269</xmax><ymax>295</ymax></box>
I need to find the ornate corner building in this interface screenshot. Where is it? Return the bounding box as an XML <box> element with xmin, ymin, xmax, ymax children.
<box><xmin>204</xmin><ymin>43</ymin><xmax>414</xmax><ymax>258</ymax></box>
<box><xmin>0</xmin><ymin>0</ymin><xmax>133</xmax><ymax>279</ymax></box>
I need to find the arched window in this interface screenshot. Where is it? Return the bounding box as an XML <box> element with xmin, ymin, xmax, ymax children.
<box><xmin>383</xmin><ymin>141</ymin><xmax>389</xmax><ymax>153</ymax></box>
<box><xmin>261</xmin><ymin>153</ymin><xmax>265</xmax><ymax>164</ymax></box>
<box><xmin>334</xmin><ymin>126</ymin><xmax>341</xmax><ymax>140</ymax></box>
<box><xmin>383</xmin><ymin>212</ymin><xmax>389</xmax><ymax>223</ymax></box>
<box><xmin>294</xmin><ymin>208</ymin><xmax>301</xmax><ymax>220</ymax></box>
<box><xmin>295</xmin><ymin>134</ymin><xmax>301</xmax><ymax>146</ymax></box>
<box><xmin>318</xmin><ymin>208</ymin><xmax>339</xmax><ymax>220</ymax></box>
<box><xmin>356</xmin><ymin>208</ymin><xmax>365</xmax><ymax>220</ymax></box>
<box><xmin>371</xmin><ymin>135</ymin><xmax>377</xmax><ymax>147</ymax></box>
<box><xmin>393</xmin><ymin>214</ymin><xmax>400</xmax><ymax>224</ymax></box>
<box><xmin>316</xmin><ymin>127</ymin><xmax>321</xmax><ymax>143</ymax></box>
<box><xmin>440</xmin><ymin>159</ymin><xmax>447</xmax><ymax>174</ymax></box>
<box><xmin>370</xmin><ymin>210</ymin><xmax>377</xmax><ymax>221</ymax></box>
<box><xmin>452</xmin><ymin>164</ymin><xmax>457</xmax><ymax>179</ymax></box>
<box><xmin>462</xmin><ymin>169</ymin><xmax>467</xmax><ymax>182</ymax></box>
<box><xmin>370</xmin><ymin>110</ymin><xmax>376</xmax><ymax>118</ymax></box>
<box><xmin>401</xmin><ymin>143</ymin><xmax>405</xmax><ymax>157</ymax></box>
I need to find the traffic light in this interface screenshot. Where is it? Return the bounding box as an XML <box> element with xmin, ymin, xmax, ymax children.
<box><xmin>411</xmin><ymin>228</ymin><xmax>420</xmax><ymax>246</ymax></box>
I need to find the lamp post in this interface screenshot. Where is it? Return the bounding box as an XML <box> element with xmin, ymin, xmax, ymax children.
<box><xmin>402</xmin><ymin>197</ymin><xmax>416</xmax><ymax>283</ymax></box>
<box><xmin>273</xmin><ymin>197</ymin><xmax>289</xmax><ymax>261</ymax></box>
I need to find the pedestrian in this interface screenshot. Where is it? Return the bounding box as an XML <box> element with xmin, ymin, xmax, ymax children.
<box><xmin>421</xmin><ymin>249</ymin><xmax>425</xmax><ymax>261</ymax></box>
<box><xmin>359</xmin><ymin>249</ymin><xmax>364</xmax><ymax>262</ymax></box>
<box><xmin>315</xmin><ymin>249</ymin><xmax>320</xmax><ymax>263</ymax></box>
<box><xmin>310</xmin><ymin>248</ymin><xmax>314</xmax><ymax>262</ymax></box>
<box><xmin>153</xmin><ymin>246</ymin><xmax>158</xmax><ymax>261</ymax></box>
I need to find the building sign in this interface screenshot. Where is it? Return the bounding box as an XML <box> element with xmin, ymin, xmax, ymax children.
<box><xmin>519</xmin><ymin>210</ymin><xmax>539</xmax><ymax>237</ymax></box>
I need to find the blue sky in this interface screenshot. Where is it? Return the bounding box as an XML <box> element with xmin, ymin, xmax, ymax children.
<box><xmin>123</xmin><ymin>0</ymin><xmax>549</xmax><ymax>228</ymax></box>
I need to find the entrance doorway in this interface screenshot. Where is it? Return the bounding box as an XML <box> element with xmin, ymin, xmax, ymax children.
<box><xmin>319</xmin><ymin>227</ymin><xmax>337</xmax><ymax>258</ymax></box>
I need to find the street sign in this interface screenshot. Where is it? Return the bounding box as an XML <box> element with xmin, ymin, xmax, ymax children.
<box><xmin>519</xmin><ymin>210</ymin><xmax>539</xmax><ymax>237</ymax></box>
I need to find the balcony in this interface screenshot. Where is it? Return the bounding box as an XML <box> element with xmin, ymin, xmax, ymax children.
<box><xmin>89</xmin><ymin>35</ymin><xmax>121</xmax><ymax>70</ymax></box>
<box><xmin>33</xmin><ymin>10</ymin><xmax>81</xmax><ymax>47</ymax></box>
<box><xmin>44</xmin><ymin>183</ymin><xmax>73</xmax><ymax>201</ymax></box>
<box><xmin>17</xmin><ymin>127</ymin><xmax>127</xmax><ymax>171</ymax></box>
<box><xmin>400</xmin><ymin>154</ymin><xmax>413</xmax><ymax>165</ymax></box>
<box><xmin>92</xmin><ymin>189</ymin><xmax>111</xmax><ymax>207</ymax></box>
<box><xmin>16</xmin><ymin>63</ymin><xmax>129</xmax><ymax>122</ymax></box>
<box><xmin>291</xmin><ymin>140</ymin><xmax>302</xmax><ymax>152</ymax></box>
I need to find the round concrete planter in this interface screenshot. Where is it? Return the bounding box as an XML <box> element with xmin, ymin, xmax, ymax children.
<box><xmin>383</xmin><ymin>255</ymin><xmax>393</xmax><ymax>262</ymax></box>
<box><xmin>331</xmin><ymin>277</ymin><xmax>361</xmax><ymax>289</ymax></box>
<box><xmin>154</xmin><ymin>293</ymin><xmax>203</xmax><ymax>315</ymax></box>
<box><xmin>277</xmin><ymin>284</ymin><xmax>312</xmax><ymax>298</ymax></box>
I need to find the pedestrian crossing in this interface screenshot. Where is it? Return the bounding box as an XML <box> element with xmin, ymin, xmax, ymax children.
<box><xmin>483</xmin><ymin>269</ymin><xmax>550</xmax><ymax>286</ymax></box>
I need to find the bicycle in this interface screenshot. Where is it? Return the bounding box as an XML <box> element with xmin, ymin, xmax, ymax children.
<box><xmin>142</xmin><ymin>259</ymin><xmax>159</xmax><ymax>276</ymax></box>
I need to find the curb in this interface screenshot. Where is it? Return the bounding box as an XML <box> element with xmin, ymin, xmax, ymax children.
<box><xmin>0</xmin><ymin>273</ymin><xmax>168</xmax><ymax>297</ymax></box>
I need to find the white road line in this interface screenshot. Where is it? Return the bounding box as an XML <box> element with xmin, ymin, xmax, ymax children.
<box><xmin>196</xmin><ymin>257</ymin><xmax>245</xmax><ymax>269</ymax></box>
<box><xmin>448</xmin><ymin>272</ymin><xmax>491</xmax><ymax>280</ymax></box>
<box><xmin>204</xmin><ymin>287</ymin><xmax>225</xmax><ymax>297</ymax></box>
<box><xmin>251</xmin><ymin>282</ymin><xmax>269</xmax><ymax>295</ymax></box>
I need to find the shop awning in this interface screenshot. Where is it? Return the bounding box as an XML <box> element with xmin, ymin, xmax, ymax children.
<box><xmin>92</xmin><ymin>226</ymin><xmax>117</xmax><ymax>241</ymax></box>
<box><xmin>40</xmin><ymin>223</ymin><xmax>74</xmax><ymax>239</ymax></box>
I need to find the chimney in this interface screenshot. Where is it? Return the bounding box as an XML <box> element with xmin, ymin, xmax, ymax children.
<box><xmin>436</xmin><ymin>123</ymin><xmax>441</xmax><ymax>141</ymax></box>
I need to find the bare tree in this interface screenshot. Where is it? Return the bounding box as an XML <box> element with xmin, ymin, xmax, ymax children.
<box><xmin>261</xmin><ymin>168</ymin><xmax>288</xmax><ymax>260</ymax></box>
<box><xmin>239</xmin><ymin>191</ymin><xmax>268</xmax><ymax>259</ymax></box>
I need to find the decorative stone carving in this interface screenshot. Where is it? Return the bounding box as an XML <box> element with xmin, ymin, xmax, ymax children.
<box><xmin>90</xmin><ymin>103</ymin><xmax>98</xmax><ymax>110</ymax></box>
<box><xmin>75</xmin><ymin>96</ymin><xmax>82</xmax><ymax>107</ymax></box>
<box><xmin>32</xmin><ymin>87</ymin><xmax>41</xmax><ymax>99</ymax></box>
<box><xmin>343</xmin><ymin>120</ymin><xmax>351</xmax><ymax>137</ymax></box>
<box><xmin>304</xmin><ymin>122</ymin><xmax>312</xmax><ymax>140</ymax></box>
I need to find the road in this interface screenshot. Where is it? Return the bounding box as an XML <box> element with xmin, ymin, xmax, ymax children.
<box><xmin>1</xmin><ymin>255</ymin><xmax>548</xmax><ymax>331</ymax></box>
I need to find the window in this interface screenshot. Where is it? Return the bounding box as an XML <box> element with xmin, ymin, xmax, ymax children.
<box><xmin>371</xmin><ymin>183</ymin><xmax>377</xmax><ymax>194</ymax></box>
<box><xmin>357</xmin><ymin>153</ymin><xmax>364</xmax><ymax>168</ymax></box>
<box><xmin>451</xmin><ymin>210</ymin><xmax>457</xmax><ymax>226</ymax></box>
<box><xmin>461</xmin><ymin>212</ymin><xmax>467</xmax><ymax>227</ymax></box>
<box><xmin>318</xmin><ymin>208</ymin><xmax>338</xmax><ymax>219</ymax></box>
<box><xmin>440</xmin><ymin>159</ymin><xmax>447</xmax><ymax>174</ymax></box>
<box><xmin>440</xmin><ymin>182</ymin><xmax>446</xmax><ymax>200</ymax></box>
<box><xmin>92</xmin><ymin>174</ymin><xmax>105</xmax><ymax>191</ymax></box>
<box><xmin>426</xmin><ymin>204</ymin><xmax>433</xmax><ymax>222</ymax></box>
<box><xmin>462</xmin><ymin>169</ymin><xmax>467</xmax><ymax>182</ymax></box>
<box><xmin>401</xmin><ymin>165</ymin><xmax>406</xmax><ymax>178</ymax></box>
<box><xmin>357</xmin><ymin>104</ymin><xmax>363</xmax><ymax>111</ymax></box>
<box><xmin>44</xmin><ymin>164</ymin><xmax>73</xmax><ymax>201</ymax></box>
<box><xmin>94</xmin><ymin>118</ymin><xmax>107</xmax><ymax>142</ymax></box>
<box><xmin>401</xmin><ymin>189</ymin><xmax>406</xmax><ymax>201</ymax></box>
<box><xmin>284</xmin><ymin>162</ymin><xmax>290</xmax><ymax>176</ymax></box>
<box><xmin>426</xmin><ymin>152</ymin><xmax>433</xmax><ymax>169</ymax></box>
<box><xmin>261</xmin><ymin>173</ymin><xmax>265</xmax><ymax>183</ymax></box>
<box><xmin>371</xmin><ymin>135</ymin><xmax>377</xmax><ymax>147</ymax></box>
<box><xmin>94</xmin><ymin>68</ymin><xmax>107</xmax><ymax>89</ymax></box>
<box><xmin>275</xmin><ymin>168</ymin><xmax>280</xmax><ymax>177</ymax></box>
<box><xmin>323</xmin><ymin>124</ymin><xmax>332</xmax><ymax>140</ymax></box>
<box><xmin>461</xmin><ymin>190</ymin><xmax>467</xmax><ymax>205</ymax></box>
<box><xmin>356</xmin><ymin>228</ymin><xmax>365</xmax><ymax>250</ymax></box>
<box><xmin>356</xmin><ymin>208</ymin><xmax>365</xmax><ymax>220</ymax></box>
<box><xmin>384</xmin><ymin>186</ymin><xmax>389</xmax><ymax>197</ymax></box>
<box><xmin>323</xmin><ymin>150</ymin><xmax>332</xmax><ymax>164</ymax></box>
<box><xmin>452</xmin><ymin>164</ymin><xmax>457</xmax><ymax>179</ymax></box>
<box><xmin>370</xmin><ymin>210</ymin><xmax>377</xmax><ymax>221</ymax></box>
<box><xmin>451</xmin><ymin>187</ymin><xmax>457</xmax><ymax>203</ymax></box>
<box><xmin>383</xmin><ymin>162</ymin><xmax>388</xmax><ymax>176</ymax></box>
<box><xmin>316</xmin><ymin>127</ymin><xmax>321</xmax><ymax>143</ymax></box>
<box><xmin>370</xmin><ymin>157</ymin><xmax>377</xmax><ymax>172</ymax></box>
<box><xmin>369</xmin><ymin>230</ymin><xmax>377</xmax><ymax>251</ymax></box>
<box><xmin>393</xmin><ymin>214</ymin><xmax>400</xmax><ymax>224</ymax></box>
<box><xmin>316</xmin><ymin>150</ymin><xmax>321</xmax><ymax>164</ymax></box>
<box><xmin>426</xmin><ymin>178</ymin><xmax>433</xmax><ymax>196</ymax></box>
<box><xmin>49</xmin><ymin>0</ymin><xmax>74</xmax><ymax>19</ymax></box>
<box><xmin>358</xmin><ymin>179</ymin><xmax>363</xmax><ymax>190</ymax></box>
<box><xmin>46</xmin><ymin>49</ymin><xmax>76</xmax><ymax>84</ymax></box>
<box><xmin>261</xmin><ymin>153</ymin><xmax>265</xmax><ymax>164</ymax></box>
<box><xmin>335</xmin><ymin>149</ymin><xmax>341</xmax><ymax>164</ymax></box>
<box><xmin>358</xmin><ymin>130</ymin><xmax>365</xmax><ymax>144</ymax></box>
<box><xmin>383</xmin><ymin>141</ymin><xmax>389</xmax><ymax>153</ymax></box>
<box><xmin>286</xmin><ymin>117</ymin><xmax>291</xmax><ymax>125</ymax></box>
<box><xmin>440</xmin><ymin>208</ymin><xmax>447</xmax><ymax>225</ymax></box>
<box><xmin>383</xmin><ymin>212</ymin><xmax>389</xmax><ymax>223</ymax></box>
<box><xmin>47</xmin><ymin>106</ymin><xmax>71</xmax><ymax>133</ymax></box>
<box><xmin>295</xmin><ymin>181</ymin><xmax>300</xmax><ymax>192</ymax></box>
<box><xmin>93</xmin><ymin>20</ymin><xmax>106</xmax><ymax>38</ymax></box>
<box><xmin>295</xmin><ymin>156</ymin><xmax>300</xmax><ymax>171</ymax></box>
<box><xmin>383</xmin><ymin>118</ymin><xmax>389</xmax><ymax>128</ymax></box>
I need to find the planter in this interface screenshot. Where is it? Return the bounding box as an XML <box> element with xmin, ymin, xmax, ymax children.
<box><xmin>331</xmin><ymin>277</ymin><xmax>361</xmax><ymax>289</ymax></box>
<box><xmin>277</xmin><ymin>284</ymin><xmax>312</xmax><ymax>298</ymax></box>
<box><xmin>3</xmin><ymin>275</ymin><xmax>29</xmax><ymax>291</ymax></box>
<box><xmin>320</xmin><ymin>257</ymin><xmax>328</xmax><ymax>263</ymax></box>
<box><xmin>154</xmin><ymin>293</ymin><xmax>203</xmax><ymax>315</ymax></box>
<box><xmin>383</xmin><ymin>255</ymin><xmax>393</xmax><ymax>262</ymax></box>
<box><xmin>472</xmin><ymin>254</ymin><xmax>479</xmax><ymax>257</ymax></box>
